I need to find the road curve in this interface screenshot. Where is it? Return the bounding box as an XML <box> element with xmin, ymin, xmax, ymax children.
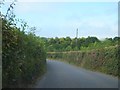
<box><xmin>34</xmin><ymin>60</ymin><xmax>118</xmax><ymax>88</ymax></box>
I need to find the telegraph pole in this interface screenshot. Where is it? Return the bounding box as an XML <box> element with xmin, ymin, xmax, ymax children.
<box><xmin>76</xmin><ymin>28</ymin><xmax>78</xmax><ymax>48</ymax></box>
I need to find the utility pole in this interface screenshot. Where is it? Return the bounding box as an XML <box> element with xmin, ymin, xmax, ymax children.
<box><xmin>76</xmin><ymin>28</ymin><xmax>78</xmax><ymax>48</ymax></box>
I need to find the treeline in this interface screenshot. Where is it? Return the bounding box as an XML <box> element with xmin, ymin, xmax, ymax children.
<box><xmin>40</xmin><ymin>36</ymin><xmax>120</xmax><ymax>52</ymax></box>
<box><xmin>43</xmin><ymin>35</ymin><xmax>120</xmax><ymax>77</ymax></box>
<box><xmin>2</xmin><ymin>3</ymin><xmax>46</xmax><ymax>88</ymax></box>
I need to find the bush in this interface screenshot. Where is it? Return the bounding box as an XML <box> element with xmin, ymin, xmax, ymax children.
<box><xmin>2</xmin><ymin>19</ymin><xmax>46</xmax><ymax>88</ymax></box>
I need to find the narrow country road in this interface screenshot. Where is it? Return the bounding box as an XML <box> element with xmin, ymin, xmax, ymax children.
<box><xmin>34</xmin><ymin>60</ymin><xmax>118</xmax><ymax>88</ymax></box>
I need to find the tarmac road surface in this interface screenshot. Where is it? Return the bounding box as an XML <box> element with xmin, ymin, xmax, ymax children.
<box><xmin>34</xmin><ymin>60</ymin><xmax>118</xmax><ymax>88</ymax></box>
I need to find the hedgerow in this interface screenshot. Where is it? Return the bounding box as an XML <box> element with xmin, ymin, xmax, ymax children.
<box><xmin>47</xmin><ymin>46</ymin><xmax>119</xmax><ymax>77</ymax></box>
<box><xmin>2</xmin><ymin>18</ymin><xmax>46</xmax><ymax>88</ymax></box>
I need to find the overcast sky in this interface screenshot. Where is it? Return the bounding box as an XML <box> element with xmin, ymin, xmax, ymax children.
<box><xmin>2</xmin><ymin>1</ymin><xmax>118</xmax><ymax>39</ymax></box>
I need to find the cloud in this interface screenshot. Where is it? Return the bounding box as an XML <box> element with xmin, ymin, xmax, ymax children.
<box><xmin>6</xmin><ymin>0</ymin><xmax>119</xmax><ymax>2</ymax></box>
<box><xmin>14</xmin><ymin>2</ymin><xmax>34</xmax><ymax>14</ymax></box>
<box><xmin>7</xmin><ymin>2</ymin><xmax>117</xmax><ymax>39</ymax></box>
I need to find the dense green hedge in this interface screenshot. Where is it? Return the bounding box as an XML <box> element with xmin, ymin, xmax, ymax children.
<box><xmin>2</xmin><ymin>19</ymin><xmax>46</xmax><ymax>88</ymax></box>
<box><xmin>47</xmin><ymin>46</ymin><xmax>119</xmax><ymax>77</ymax></box>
